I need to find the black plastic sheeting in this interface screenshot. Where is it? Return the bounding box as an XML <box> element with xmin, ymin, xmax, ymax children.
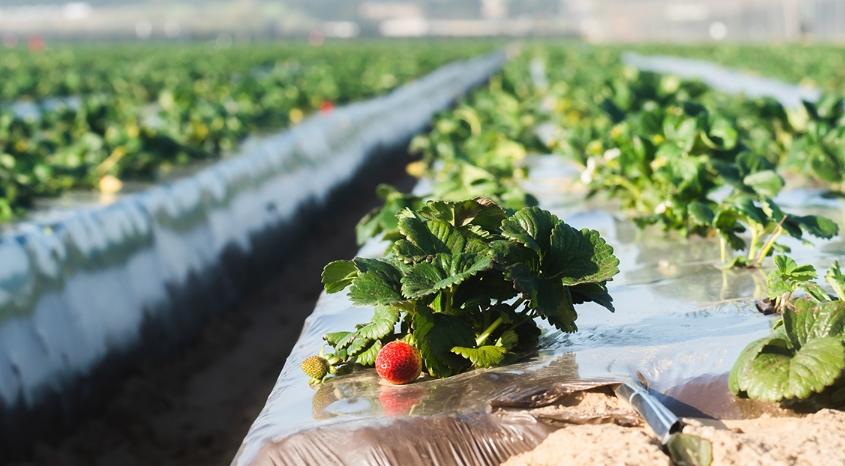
<box><xmin>0</xmin><ymin>51</ymin><xmax>506</xmax><ymax>456</ymax></box>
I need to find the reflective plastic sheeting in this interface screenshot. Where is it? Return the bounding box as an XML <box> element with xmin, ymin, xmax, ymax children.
<box><xmin>0</xmin><ymin>52</ymin><xmax>506</xmax><ymax>445</ymax></box>
<box><xmin>622</xmin><ymin>52</ymin><xmax>821</xmax><ymax>109</ymax></box>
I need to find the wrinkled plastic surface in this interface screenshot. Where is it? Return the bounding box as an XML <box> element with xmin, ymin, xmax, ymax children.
<box><xmin>0</xmin><ymin>52</ymin><xmax>506</xmax><ymax>433</ymax></box>
<box><xmin>236</xmin><ymin>154</ymin><xmax>845</xmax><ymax>465</ymax></box>
<box><xmin>623</xmin><ymin>52</ymin><xmax>821</xmax><ymax>108</ymax></box>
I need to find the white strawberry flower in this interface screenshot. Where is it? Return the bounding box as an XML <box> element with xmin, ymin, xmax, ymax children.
<box><xmin>581</xmin><ymin>158</ymin><xmax>597</xmax><ymax>184</ymax></box>
<box><xmin>603</xmin><ymin>148</ymin><xmax>621</xmax><ymax>161</ymax></box>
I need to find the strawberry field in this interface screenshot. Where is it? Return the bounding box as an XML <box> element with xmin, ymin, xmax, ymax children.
<box><xmin>3</xmin><ymin>40</ymin><xmax>845</xmax><ymax>466</ymax></box>
<box><xmin>0</xmin><ymin>42</ymin><xmax>489</xmax><ymax>221</ymax></box>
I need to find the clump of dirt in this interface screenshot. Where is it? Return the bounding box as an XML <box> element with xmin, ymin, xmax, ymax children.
<box><xmin>528</xmin><ymin>391</ymin><xmax>642</xmax><ymax>427</ymax></box>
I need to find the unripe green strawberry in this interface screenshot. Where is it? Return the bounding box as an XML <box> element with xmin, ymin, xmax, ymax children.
<box><xmin>375</xmin><ymin>341</ymin><xmax>421</xmax><ymax>385</ymax></box>
<box><xmin>301</xmin><ymin>355</ymin><xmax>329</xmax><ymax>381</ymax></box>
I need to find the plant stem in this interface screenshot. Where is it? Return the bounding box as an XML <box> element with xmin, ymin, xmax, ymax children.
<box><xmin>747</xmin><ymin>227</ymin><xmax>761</xmax><ymax>261</ymax></box>
<box><xmin>609</xmin><ymin>175</ymin><xmax>641</xmax><ymax>199</ymax></box>
<box><xmin>753</xmin><ymin>218</ymin><xmax>786</xmax><ymax>267</ymax></box>
<box><xmin>719</xmin><ymin>236</ymin><xmax>727</xmax><ymax>264</ymax></box>
<box><xmin>476</xmin><ymin>316</ymin><xmax>505</xmax><ymax>347</ymax></box>
<box><xmin>439</xmin><ymin>286</ymin><xmax>455</xmax><ymax>314</ymax></box>
<box><xmin>397</xmin><ymin>302</ymin><xmax>417</xmax><ymax>313</ymax></box>
<box><xmin>829</xmin><ymin>279</ymin><xmax>845</xmax><ymax>302</ymax></box>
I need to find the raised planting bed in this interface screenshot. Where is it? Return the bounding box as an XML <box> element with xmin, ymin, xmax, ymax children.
<box><xmin>235</xmin><ymin>45</ymin><xmax>845</xmax><ymax>466</ymax></box>
<box><xmin>237</xmin><ymin>153</ymin><xmax>844</xmax><ymax>465</ymax></box>
<box><xmin>0</xmin><ymin>50</ymin><xmax>506</xmax><ymax>459</ymax></box>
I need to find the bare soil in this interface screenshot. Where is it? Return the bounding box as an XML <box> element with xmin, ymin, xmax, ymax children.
<box><xmin>685</xmin><ymin>409</ymin><xmax>845</xmax><ymax>466</ymax></box>
<box><xmin>504</xmin><ymin>423</ymin><xmax>669</xmax><ymax>466</ymax></box>
<box><xmin>504</xmin><ymin>391</ymin><xmax>845</xmax><ymax>466</ymax></box>
<box><xmin>11</xmin><ymin>165</ymin><xmax>415</xmax><ymax>466</ymax></box>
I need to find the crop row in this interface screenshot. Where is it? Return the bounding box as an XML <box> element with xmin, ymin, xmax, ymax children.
<box><xmin>308</xmin><ymin>44</ymin><xmax>845</xmax><ymax>411</ymax></box>
<box><xmin>628</xmin><ymin>43</ymin><xmax>845</xmax><ymax>95</ymax></box>
<box><xmin>0</xmin><ymin>41</ymin><xmax>491</xmax><ymax>221</ymax></box>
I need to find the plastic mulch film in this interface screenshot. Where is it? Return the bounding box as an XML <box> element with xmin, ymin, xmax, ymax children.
<box><xmin>235</xmin><ymin>154</ymin><xmax>845</xmax><ymax>465</ymax></box>
<box><xmin>0</xmin><ymin>52</ymin><xmax>506</xmax><ymax>444</ymax></box>
<box><xmin>622</xmin><ymin>52</ymin><xmax>821</xmax><ymax>109</ymax></box>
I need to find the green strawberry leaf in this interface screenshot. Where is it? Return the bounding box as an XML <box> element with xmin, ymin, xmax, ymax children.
<box><xmin>731</xmin><ymin>196</ymin><xmax>768</xmax><ymax>226</ymax></box>
<box><xmin>401</xmin><ymin>252</ymin><xmax>494</xmax><ymax>299</ymax></box>
<box><xmin>732</xmin><ymin>299</ymin><xmax>845</xmax><ymax>403</ymax></box>
<box><xmin>825</xmin><ymin>261</ymin><xmax>845</xmax><ymax>301</ymax></box>
<box><xmin>500</xmin><ymin>207</ymin><xmax>559</xmax><ymax>257</ymax></box>
<box><xmin>345</xmin><ymin>334</ymin><xmax>373</xmax><ymax>357</ymax></box>
<box><xmin>688</xmin><ymin>201</ymin><xmax>715</xmax><ymax>226</ymax></box>
<box><xmin>356</xmin><ymin>306</ymin><xmax>400</xmax><ymax>340</ymax></box>
<box><xmin>743</xmin><ymin>336</ymin><xmax>845</xmax><ymax>402</ymax></box>
<box><xmin>570</xmin><ymin>282</ymin><xmax>615</xmax><ymax>312</ymax></box>
<box><xmin>416</xmin><ymin>198</ymin><xmax>506</xmax><ymax>230</ymax></box>
<box><xmin>783</xmin><ymin>301</ymin><xmax>845</xmax><ymax>347</ymax></box>
<box><xmin>451</xmin><ymin>345</ymin><xmax>507</xmax><ymax>368</ymax></box>
<box><xmin>729</xmin><ymin>336</ymin><xmax>773</xmax><ymax>396</ymax></box>
<box><xmin>355</xmin><ymin>184</ymin><xmax>423</xmax><ymax>245</ymax></box>
<box><xmin>792</xmin><ymin>214</ymin><xmax>839</xmax><ymax>239</ymax></box>
<box><xmin>509</xmin><ymin>265</ymin><xmax>578</xmax><ymax>332</ymax></box>
<box><xmin>743</xmin><ymin>170</ymin><xmax>784</xmax><ymax>197</ymax></box>
<box><xmin>547</xmin><ymin>224</ymin><xmax>620</xmax><ymax>285</ymax></box>
<box><xmin>394</xmin><ymin>211</ymin><xmax>487</xmax><ymax>257</ymax></box>
<box><xmin>413</xmin><ymin>306</ymin><xmax>475</xmax><ymax>377</ymax></box>
<box><xmin>766</xmin><ymin>255</ymin><xmax>818</xmax><ymax>297</ymax></box>
<box><xmin>321</xmin><ymin>260</ymin><xmax>357</xmax><ymax>294</ymax></box>
<box><xmin>324</xmin><ymin>331</ymin><xmax>353</xmax><ymax>347</ymax></box>
<box><xmin>496</xmin><ymin>329</ymin><xmax>519</xmax><ymax>350</ymax></box>
<box><xmin>348</xmin><ymin>258</ymin><xmax>404</xmax><ymax>306</ymax></box>
<box><xmin>355</xmin><ymin>340</ymin><xmax>383</xmax><ymax>366</ymax></box>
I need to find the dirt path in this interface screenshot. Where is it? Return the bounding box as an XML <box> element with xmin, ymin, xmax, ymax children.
<box><xmin>13</xmin><ymin>164</ymin><xmax>415</xmax><ymax>466</ymax></box>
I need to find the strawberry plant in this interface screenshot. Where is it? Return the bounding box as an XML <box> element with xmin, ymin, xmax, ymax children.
<box><xmin>762</xmin><ymin>256</ymin><xmax>845</xmax><ymax>313</ymax></box>
<box><xmin>786</xmin><ymin>95</ymin><xmax>845</xmax><ymax>190</ymax></box>
<box><xmin>355</xmin><ymin>184</ymin><xmax>425</xmax><ymax>245</ymax></box>
<box><xmin>405</xmin><ymin>74</ymin><xmax>545</xmax><ymax>210</ymax></box>
<box><xmin>536</xmin><ymin>48</ymin><xmax>839</xmax><ymax>267</ymax></box>
<box><xmin>310</xmin><ymin>198</ymin><xmax>620</xmax><ymax>382</ymax></box>
<box><xmin>731</xmin><ymin>258</ymin><xmax>845</xmax><ymax>405</ymax></box>
<box><xmin>729</xmin><ymin>299</ymin><xmax>845</xmax><ymax>405</ymax></box>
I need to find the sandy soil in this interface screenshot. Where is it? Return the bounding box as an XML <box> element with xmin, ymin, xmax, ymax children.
<box><xmin>504</xmin><ymin>423</ymin><xmax>669</xmax><ymax>466</ymax></box>
<box><xmin>504</xmin><ymin>392</ymin><xmax>845</xmax><ymax>466</ymax></box>
<box><xmin>685</xmin><ymin>409</ymin><xmax>845</xmax><ymax>466</ymax></box>
<box><xmin>10</xmin><ymin>165</ymin><xmax>415</xmax><ymax>466</ymax></box>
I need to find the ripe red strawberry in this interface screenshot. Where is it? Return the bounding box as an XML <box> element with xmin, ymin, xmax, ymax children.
<box><xmin>375</xmin><ymin>341</ymin><xmax>421</xmax><ymax>385</ymax></box>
